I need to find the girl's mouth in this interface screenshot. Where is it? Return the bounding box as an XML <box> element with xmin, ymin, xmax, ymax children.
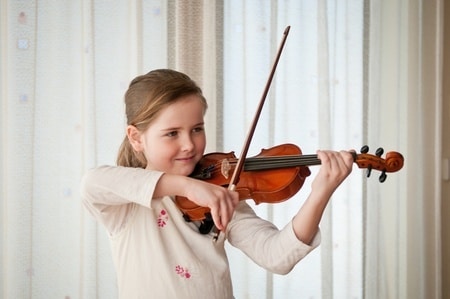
<box><xmin>176</xmin><ymin>155</ymin><xmax>196</xmax><ymax>162</ymax></box>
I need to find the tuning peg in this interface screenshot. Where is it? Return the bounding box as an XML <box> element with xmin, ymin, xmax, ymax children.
<box><xmin>379</xmin><ymin>171</ymin><xmax>387</xmax><ymax>183</ymax></box>
<box><xmin>375</xmin><ymin>147</ymin><xmax>384</xmax><ymax>157</ymax></box>
<box><xmin>366</xmin><ymin>165</ymin><xmax>372</xmax><ymax>177</ymax></box>
<box><xmin>360</xmin><ymin>145</ymin><xmax>369</xmax><ymax>154</ymax></box>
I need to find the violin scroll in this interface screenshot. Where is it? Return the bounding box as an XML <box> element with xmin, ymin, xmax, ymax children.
<box><xmin>354</xmin><ymin>145</ymin><xmax>404</xmax><ymax>182</ymax></box>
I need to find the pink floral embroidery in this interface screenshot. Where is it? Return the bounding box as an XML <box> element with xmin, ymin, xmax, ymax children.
<box><xmin>175</xmin><ymin>265</ymin><xmax>191</xmax><ymax>279</ymax></box>
<box><xmin>157</xmin><ymin>209</ymin><xmax>169</xmax><ymax>227</ymax></box>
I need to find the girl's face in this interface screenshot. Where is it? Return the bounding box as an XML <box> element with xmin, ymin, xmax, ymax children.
<box><xmin>131</xmin><ymin>94</ymin><xmax>206</xmax><ymax>176</ymax></box>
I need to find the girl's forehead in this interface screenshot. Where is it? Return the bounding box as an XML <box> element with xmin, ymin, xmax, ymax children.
<box><xmin>153</xmin><ymin>95</ymin><xmax>205</xmax><ymax>124</ymax></box>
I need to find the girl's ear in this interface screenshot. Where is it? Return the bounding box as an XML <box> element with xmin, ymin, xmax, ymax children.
<box><xmin>126</xmin><ymin>125</ymin><xmax>144</xmax><ymax>152</ymax></box>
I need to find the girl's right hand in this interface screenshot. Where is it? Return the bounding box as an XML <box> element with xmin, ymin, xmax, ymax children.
<box><xmin>154</xmin><ymin>174</ymin><xmax>239</xmax><ymax>231</ymax></box>
<box><xmin>182</xmin><ymin>178</ymin><xmax>240</xmax><ymax>231</ymax></box>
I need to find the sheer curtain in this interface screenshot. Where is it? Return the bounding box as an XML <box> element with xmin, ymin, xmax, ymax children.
<box><xmin>222</xmin><ymin>2</ymin><xmax>364</xmax><ymax>298</ymax></box>
<box><xmin>0</xmin><ymin>1</ymin><xmax>442</xmax><ymax>298</ymax></box>
<box><xmin>364</xmin><ymin>1</ymin><xmax>443</xmax><ymax>298</ymax></box>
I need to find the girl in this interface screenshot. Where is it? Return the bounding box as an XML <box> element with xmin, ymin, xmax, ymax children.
<box><xmin>80</xmin><ymin>69</ymin><xmax>354</xmax><ymax>298</ymax></box>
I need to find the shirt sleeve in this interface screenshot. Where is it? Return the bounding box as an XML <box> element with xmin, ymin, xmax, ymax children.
<box><xmin>80</xmin><ymin>165</ymin><xmax>164</xmax><ymax>234</ymax></box>
<box><xmin>226</xmin><ymin>201</ymin><xmax>321</xmax><ymax>275</ymax></box>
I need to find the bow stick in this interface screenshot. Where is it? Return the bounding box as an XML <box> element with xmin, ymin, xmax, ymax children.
<box><xmin>213</xmin><ymin>26</ymin><xmax>291</xmax><ymax>240</ymax></box>
<box><xmin>228</xmin><ymin>26</ymin><xmax>291</xmax><ymax>191</ymax></box>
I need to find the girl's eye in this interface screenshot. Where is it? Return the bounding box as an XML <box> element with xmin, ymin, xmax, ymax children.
<box><xmin>193</xmin><ymin>126</ymin><xmax>204</xmax><ymax>133</ymax></box>
<box><xmin>166</xmin><ymin>131</ymin><xmax>178</xmax><ymax>137</ymax></box>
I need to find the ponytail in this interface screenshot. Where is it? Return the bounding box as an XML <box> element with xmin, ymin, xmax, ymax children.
<box><xmin>116</xmin><ymin>136</ymin><xmax>147</xmax><ymax>168</ymax></box>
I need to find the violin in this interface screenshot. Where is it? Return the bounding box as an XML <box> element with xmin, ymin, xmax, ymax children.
<box><xmin>175</xmin><ymin>143</ymin><xmax>404</xmax><ymax>223</ymax></box>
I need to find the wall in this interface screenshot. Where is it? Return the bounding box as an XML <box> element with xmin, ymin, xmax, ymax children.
<box><xmin>442</xmin><ymin>1</ymin><xmax>450</xmax><ymax>298</ymax></box>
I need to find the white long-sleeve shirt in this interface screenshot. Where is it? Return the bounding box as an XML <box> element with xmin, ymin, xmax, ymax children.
<box><xmin>80</xmin><ymin>165</ymin><xmax>320</xmax><ymax>299</ymax></box>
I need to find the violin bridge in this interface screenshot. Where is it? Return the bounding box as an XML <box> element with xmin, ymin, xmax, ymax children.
<box><xmin>221</xmin><ymin>159</ymin><xmax>231</xmax><ymax>179</ymax></box>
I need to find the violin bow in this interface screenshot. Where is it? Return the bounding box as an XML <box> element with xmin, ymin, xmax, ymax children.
<box><xmin>213</xmin><ymin>26</ymin><xmax>291</xmax><ymax>241</ymax></box>
<box><xmin>228</xmin><ymin>25</ymin><xmax>291</xmax><ymax>191</ymax></box>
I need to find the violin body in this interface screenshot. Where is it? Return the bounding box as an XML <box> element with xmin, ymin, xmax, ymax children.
<box><xmin>175</xmin><ymin>144</ymin><xmax>311</xmax><ymax>221</ymax></box>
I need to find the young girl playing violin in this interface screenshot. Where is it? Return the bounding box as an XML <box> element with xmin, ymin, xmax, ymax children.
<box><xmin>80</xmin><ymin>69</ymin><xmax>354</xmax><ymax>298</ymax></box>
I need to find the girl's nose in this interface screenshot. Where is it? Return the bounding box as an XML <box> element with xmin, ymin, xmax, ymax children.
<box><xmin>181</xmin><ymin>135</ymin><xmax>195</xmax><ymax>151</ymax></box>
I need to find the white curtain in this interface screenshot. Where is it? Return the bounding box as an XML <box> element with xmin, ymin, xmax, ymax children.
<box><xmin>222</xmin><ymin>2</ymin><xmax>364</xmax><ymax>298</ymax></box>
<box><xmin>0</xmin><ymin>1</ymin><xmax>442</xmax><ymax>298</ymax></box>
<box><xmin>364</xmin><ymin>1</ymin><xmax>443</xmax><ymax>298</ymax></box>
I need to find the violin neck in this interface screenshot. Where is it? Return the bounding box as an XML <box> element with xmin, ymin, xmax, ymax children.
<box><xmin>243</xmin><ymin>154</ymin><xmax>321</xmax><ymax>171</ymax></box>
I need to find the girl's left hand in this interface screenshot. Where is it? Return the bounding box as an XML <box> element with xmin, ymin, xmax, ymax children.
<box><xmin>312</xmin><ymin>150</ymin><xmax>354</xmax><ymax>196</ymax></box>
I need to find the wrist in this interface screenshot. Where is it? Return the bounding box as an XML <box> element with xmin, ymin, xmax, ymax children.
<box><xmin>309</xmin><ymin>184</ymin><xmax>335</xmax><ymax>203</ymax></box>
<box><xmin>155</xmin><ymin>173</ymin><xmax>190</xmax><ymax>198</ymax></box>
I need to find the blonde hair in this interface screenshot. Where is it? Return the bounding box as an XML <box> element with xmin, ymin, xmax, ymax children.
<box><xmin>117</xmin><ymin>69</ymin><xmax>207</xmax><ymax>168</ymax></box>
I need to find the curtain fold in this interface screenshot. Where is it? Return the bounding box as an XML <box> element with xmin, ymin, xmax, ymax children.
<box><xmin>169</xmin><ymin>0</ymin><xmax>222</xmax><ymax>152</ymax></box>
<box><xmin>317</xmin><ymin>1</ymin><xmax>334</xmax><ymax>297</ymax></box>
<box><xmin>0</xmin><ymin>1</ymin><xmax>443</xmax><ymax>298</ymax></box>
<box><xmin>365</xmin><ymin>0</ymin><xmax>442</xmax><ymax>298</ymax></box>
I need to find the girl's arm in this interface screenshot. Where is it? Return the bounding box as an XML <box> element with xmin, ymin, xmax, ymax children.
<box><xmin>80</xmin><ymin>166</ymin><xmax>164</xmax><ymax>233</ymax></box>
<box><xmin>292</xmin><ymin>150</ymin><xmax>354</xmax><ymax>244</ymax></box>
<box><xmin>227</xmin><ymin>150</ymin><xmax>353</xmax><ymax>274</ymax></box>
<box><xmin>154</xmin><ymin>174</ymin><xmax>239</xmax><ymax>231</ymax></box>
<box><xmin>81</xmin><ymin>166</ymin><xmax>239</xmax><ymax>232</ymax></box>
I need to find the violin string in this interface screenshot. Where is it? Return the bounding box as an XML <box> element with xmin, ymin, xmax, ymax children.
<box><xmin>198</xmin><ymin>155</ymin><xmax>322</xmax><ymax>177</ymax></box>
<box><xmin>244</xmin><ymin>155</ymin><xmax>321</xmax><ymax>170</ymax></box>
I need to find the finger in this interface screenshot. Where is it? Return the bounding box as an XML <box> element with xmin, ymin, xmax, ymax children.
<box><xmin>319</xmin><ymin>150</ymin><xmax>350</xmax><ymax>175</ymax></box>
<box><xmin>219</xmin><ymin>201</ymin><xmax>230</xmax><ymax>230</ymax></box>
<box><xmin>317</xmin><ymin>150</ymin><xmax>330</xmax><ymax>167</ymax></box>
<box><xmin>209</xmin><ymin>205</ymin><xmax>223</xmax><ymax>231</ymax></box>
<box><xmin>333</xmin><ymin>151</ymin><xmax>349</xmax><ymax>171</ymax></box>
<box><xmin>340</xmin><ymin>150</ymin><xmax>356</xmax><ymax>171</ymax></box>
<box><xmin>319</xmin><ymin>150</ymin><xmax>339</xmax><ymax>172</ymax></box>
<box><xmin>219</xmin><ymin>194</ymin><xmax>235</xmax><ymax>229</ymax></box>
<box><xmin>211</xmin><ymin>192</ymin><xmax>235</xmax><ymax>231</ymax></box>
